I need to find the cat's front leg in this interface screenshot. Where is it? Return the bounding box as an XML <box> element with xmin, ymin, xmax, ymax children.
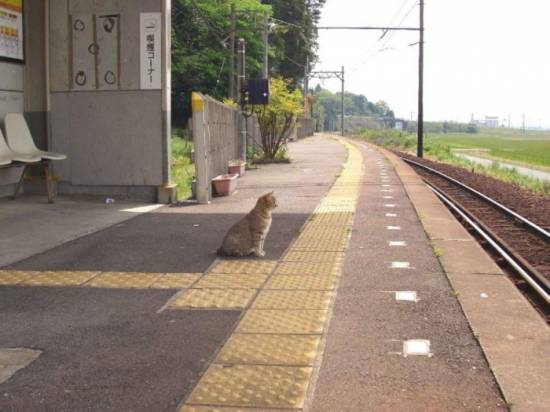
<box><xmin>253</xmin><ymin>234</ymin><xmax>265</xmax><ymax>257</ymax></box>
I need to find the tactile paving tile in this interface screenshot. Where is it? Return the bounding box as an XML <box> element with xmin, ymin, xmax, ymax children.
<box><xmin>20</xmin><ymin>271</ymin><xmax>99</xmax><ymax>286</ymax></box>
<box><xmin>274</xmin><ymin>261</ymin><xmax>340</xmax><ymax>276</ymax></box>
<box><xmin>180</xmin><ymin>406</ymin><xmax>294</xmax><ymax>412</ymax></box>
<box><xmin>193</xmin><ymin>273</ymin><xmax>268</xmax><ymax>290</ymax></box>
<box><xmin>170</xmin><ymin>289</ymin><xmax>256</xmax><ymax>309</ymax></box>
<box><xmin>237</xmin><ymin>310</ymin><xmax>327</xmax><ymax>334</ymax></box>
<box><xmin>282</xmin><ymin>250</ymin><xmax>344</xmax><ymax>263</ymax></box>
<box><xmin>186</xmin><ymin>364</ymin><xmax>313</xmax><ymax>408</ymax></box>
<box><xmin>0</xmin><ymin>270</ymin><xmax>38</xmax><ymax>285</ymax></box>
<box><xmin>86</xmin><ymin>272</ymin><xmax>162</xmax><ymax>289</ymax></box>
<box><xmin>252</xmin><ymin>290</ymin><xmax>333</xmax><ymax>310</ymax></box>
<box><xmin>215</xmin><ymin>334</ymin><xmax>321</xmax><ymax>366</ymax></box>
<box><xmin>150</xmin><ymin>273</ymin><xmax>201</xmax><ymax>289</ymax></box>
<box><xmin>266</xmin><ymin>275</ymin><xmax>338</xmax><ymax>290</ymax></box>
<box><xmin>210</xmin><ymin>260</ymin><xmax>277</xmax><ymax>275</ymax></box>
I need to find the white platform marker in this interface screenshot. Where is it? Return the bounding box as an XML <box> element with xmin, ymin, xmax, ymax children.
<box><xmin>387</xmin><ymin>226</ymin><xmax>401</xmax><ymax>230</ymax></box>
<box><xmin>386</xmin><ymin>213</ymin><xmax>398</xmax><ymax>217</ymax></box>
<box><xmin>391</xmin><ymin>261</ymin><xmax>411</xmax><ymax>269</ymax></box>
<box><xmin>403</xmin><ymin>340</ymin><xmax>433</xmax><ymax>357</ymax></box>
<box><xmin>389</xmin><ymin>241</ymin><xmax>407</xmax><ymax>246</ymax></box>
<box><xmin>384</xmin><ymin>204</ymin><xmax>396</xmax><ymax>208</ymax></box>
<box><xmin>395</xmin><ymin>291</ymin><xmax>419</xmax><ymax>302</ymax></box>
<box><xmin>383</xmin><ymin>196</ymin><xmax>393</xmax><ymax>199</ymax></box>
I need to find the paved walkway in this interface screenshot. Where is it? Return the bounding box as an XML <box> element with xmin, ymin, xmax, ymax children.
<box><xmin>0</xmin><ymin>134</ymin><xmax>548</xmax><ymax>411</ymax></box>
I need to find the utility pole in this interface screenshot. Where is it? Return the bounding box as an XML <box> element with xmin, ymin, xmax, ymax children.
<box><xmin>417</xmin><ymin>0</ymin><xmax>425</xmax><ymax>157</ymax></box>
<box><xmin>304</xmin><ymin>56</ymin><xmax>309</xmax><ymax>118</ymax></box>
<box><xmin>238</xmin><ymin>38</ymin><xmax>247</xmax><ymax>160</ymax></box>
<box><xmin>263</xmin><ymin>10</ymin><xmax>269</xmax><ymax>78</ymax></box>
<box><xmin>229</xmin><ymin>3</ymin><xmax>236</xmax><ymax>100</ymax></box>
<box><xmin>341</xmin><ymin>66</ymin><xmax>345</xmax><ymax>136</ymax></box>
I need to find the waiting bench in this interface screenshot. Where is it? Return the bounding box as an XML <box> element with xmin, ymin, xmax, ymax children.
<box><xmin>1</xmin><ymin>113</ymin><xmax>67</xmax><ymax>203</ymax></box>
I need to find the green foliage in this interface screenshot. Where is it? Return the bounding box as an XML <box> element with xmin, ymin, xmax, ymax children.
<box><xmin>171</xmin><ymin>130</ymin><xmax>195</xmax><ymax>200</ymax></box>
<box><xmin>311</xmin><ymin>86</ymin><xmax>395</xmax><ymax>131</ymax></box>
<box><xmin>172</xmin><ymin>0</ymin><xmax>326</xmax><ymax>125</ymax></box>
<box><xmin>406</xmin><ymin>121</ymin><xmax>478</xmax><ymax>134</ymax></box>
<box><xmin>253</xmin><ymin>77</ymin><xmax>303</xmax><ymax>159</ymax></box>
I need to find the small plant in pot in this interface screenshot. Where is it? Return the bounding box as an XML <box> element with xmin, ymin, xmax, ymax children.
<box><xmin>212</xmin><ymin>173</ymin><xmax>238</xmax><ymax>196</ymax></box>
<box><xmin>228</xmin><ymin>159</ymin><xmax>246</xmax><ymax>177</ymax></box>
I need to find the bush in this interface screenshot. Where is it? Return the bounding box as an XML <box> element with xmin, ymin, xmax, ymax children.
<box><xmin>252</xmin><ymin>77</ymin><xmax>303</xmax><ymax>159</ymax></box>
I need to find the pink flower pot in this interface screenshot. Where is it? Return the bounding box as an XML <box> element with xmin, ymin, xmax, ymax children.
<box><xmin>212</xmin><ymin>173</ymin><xmax>238</xmax><ymax>196</ymax></box>
<box><xmin>228</xmin><ymin>161</ymin><xmax>246</xmax><ymax>177</ymax></box>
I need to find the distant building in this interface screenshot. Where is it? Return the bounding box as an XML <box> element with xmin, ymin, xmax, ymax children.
<box><xmin>470</xmin><ymin>115</ymin><xmax>499</xmax><ymax>128</ymax></box>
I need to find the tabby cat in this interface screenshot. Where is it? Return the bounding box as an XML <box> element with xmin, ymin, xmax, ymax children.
<box><xmin>217</xmin><ymin>192</ymin><xmax>278</xmax><ymax>257</ymax></box>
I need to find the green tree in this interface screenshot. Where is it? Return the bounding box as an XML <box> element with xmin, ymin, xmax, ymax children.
<box><xmin>253</xmin><ymin>77</ymin><xmax>303</xmax><ymax>158</ymax></box>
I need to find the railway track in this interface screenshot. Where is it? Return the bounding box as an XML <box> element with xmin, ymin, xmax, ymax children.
<box><xmin>401</xmin><ymin>157</ymin><xmax>550</xmax><ymax>311</ymax></box>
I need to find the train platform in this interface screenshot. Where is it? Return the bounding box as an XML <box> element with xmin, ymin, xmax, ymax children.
<box><xmin>0</xmin><ymin>134</ymin><xmax>548</xmax><ymax>411</ymax></box>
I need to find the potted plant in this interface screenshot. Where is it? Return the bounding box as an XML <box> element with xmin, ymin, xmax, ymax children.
<box><xmin>228</xmin><ymin>159</ymin><xmax>246</xmax><ymax>177</ymax></box>
<box><xmin>212</xmin><ymin>173</ymin><xmax>238</xmax><ymax>196</ymax></box>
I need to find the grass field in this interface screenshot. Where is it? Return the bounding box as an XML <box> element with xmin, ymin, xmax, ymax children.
<box><xmin>357</xmin><ymin>128</ymin><xmax>550</xmax><ymax>194</ymax></box>
<box><xmin>428</xmin><ymin>129</ymin><xmax>550</xmax><ymax>169</ymax></box>
<box><xmin>171</xmin><ymin>128</ymin><xmax>195</xmax><ymax>200</ymax></box>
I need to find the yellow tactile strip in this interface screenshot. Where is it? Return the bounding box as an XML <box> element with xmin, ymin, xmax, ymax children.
<box><xmin>170</xmin><ymin>289</ymin><xmax>257</xmax><ymax>309</ymax></box>
<box><xmin>0</xmin><ymin>270</ymin><xmax>201</xmax><ymax>289</ymax></box>
<box><xmin>216</xmin><ymin>334</ymin><xmax>321</xmax><ymax>366</ymax></box>
<box><xmin>178</xmin><ymin>137</ymin><xmax>364</xmax><ymax>411</ymax></box>
<box><xmin>186</xmin><ymin>364</ymin><xmax>313</xmax><ymax>409</ymax></box>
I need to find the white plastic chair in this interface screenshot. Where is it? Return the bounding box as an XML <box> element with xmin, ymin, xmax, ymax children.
<box><xmin>4</xmin><ymin>113</ymin><xmax>67</xmax><ymax>202</ymax></box>
<box><xmin>5</xmin><ymin>113</ymin><xmax>67</xmax><ymax>160</ymax></box>
<box><xmin>0</xmin><ymin>127</ymin><xmax>41</xmax><ymax>165</ymax></box>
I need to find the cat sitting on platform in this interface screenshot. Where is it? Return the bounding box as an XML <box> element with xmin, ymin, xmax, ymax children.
<box><xmin>217</xmin><ymin>192</ymin><xmax>278</xmax><ymax>257</ymax></box>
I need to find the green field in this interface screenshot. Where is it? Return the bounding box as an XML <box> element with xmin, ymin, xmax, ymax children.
<box><xmin>428</xmin><ymin>129</ymin><xmax>550</xmax><ymax>169</ymax></box>
<box><xmin>357</xmin><ymin>127</ymin><xmax>550</xmax><ymax>194</ymax></box>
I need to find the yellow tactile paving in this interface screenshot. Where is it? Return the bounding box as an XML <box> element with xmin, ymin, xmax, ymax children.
<box><xmin>210</xmin><ymin>260</ymin><xmax>277</xmax><ymax>275</ymax></box>
<box><xmin>266</xmin><ymin>275</ymin><xmax>338</xmax><ymax>290</ymax></box>
<box><xmin>20</xmin><ymin>271</ymin><xmax>99</xmax><ymax>286</ymax></box>
<box><xmin>171</xmin><ymin>138</ymin><xmax>363</xmax><ymax>410</ymax></box>
<box><xmin>85</xmin><ymin>272</ymin><xmax>162</xmax><ymax>289</ymax></box>
<box><xmin>193</xmin><ymin>273</ymin><xmax>268</xmax><ymax>290</ymax></box>
<box><xmin>215</xmin><ymin>334</ymin><xmax>321</xmax><ymax>366</ymax></box>
<box><xmin>236</xmin><ymin>310</ymin><xmax>328</xmax><ymax>334</ymax></box>
<box><xmin>180</xmin><ymin>406</ymin><xmax>294</xmax><ymax>412</ymax></box>
<box><xmin>252</xmin><ymin>290</ymin><xmax>333</xmax><ymax>310</ymax></box>
<box><xmin>0</xmin><ymin>270</ymin><xmax>39</xmax><ymax>285</ymax></box>
<box><xmin>274</xmin><ymin>261</ymin><xmax>340</xmax><ymax>276</ymax></box>
<box><xmin>150</xmin><ymin>273</ymin><xmax>201</xmax><ymax>289</ymax></box>
<box><xmin>185</xmin><ymin>364</ymin><xmax>313</xmax><ymax>409</ymax></box>
<box><xmin>170</xmin><ymin>289</ymin><xmax>257</xmax><ymax>309</ymax></box>
<box><xmin>282</xmin><ymin>250</ymin><xmax>344</xmax><ymax>263</ymax></box>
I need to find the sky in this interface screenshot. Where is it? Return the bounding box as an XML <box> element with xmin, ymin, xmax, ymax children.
<box><xmin>312</xmin><ymin>0</ymin><xmax>550</xmax><ymax>128</ymax></box>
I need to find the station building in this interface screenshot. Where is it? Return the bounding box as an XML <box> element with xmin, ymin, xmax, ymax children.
<box><xmin>0</xmin><ymin>0</ymin><xmax>173</xmax><ymax>202</ymax></box>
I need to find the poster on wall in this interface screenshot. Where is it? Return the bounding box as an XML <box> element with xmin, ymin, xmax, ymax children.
<box><xmin>140</xmin><ymin>12</ymin><xmax>161</xmax><ymax>90</ymax></box>
<box><xmin>0</xmin><ymin>0</ymin><xmax>24</xmax><ymax>62</ymax></box>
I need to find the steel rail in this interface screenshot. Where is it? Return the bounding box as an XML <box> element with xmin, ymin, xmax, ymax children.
<box><xmin>428</xmin><ymin>183</ymin><xmax>550</xmax><ymax>304</ymax></box>
<box><xmin>401</xmin><ymin>157</ymin><xmax>550</xmax><ymax>239</ymax></box>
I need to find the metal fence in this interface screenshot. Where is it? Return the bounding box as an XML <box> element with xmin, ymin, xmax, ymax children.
<box><xmin>296</xmin><ymin>117</ymin><xmax>316</xmax><ymax>139</ymax></box>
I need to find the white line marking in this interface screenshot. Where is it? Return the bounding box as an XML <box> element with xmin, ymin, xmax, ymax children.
<box><xmin>391</xmin><ymin>261</ymin><xmax>411</xmax><ymax>269</ymax></box>
<box><xmin>385</xmin><ymin>204</ymin><xmax>396</xmax><ymax>208</ymax></box>
<box><xmin>403</xmin><ymin>340</ymin><xmax>433</xmax><ymax>357</ymax></box>
<box><xmin>395</xmin><ymin>291</ymin><xmax>419</xmax><ymax>302</ymax></box>
<box><xmin>387</xmin><ymin>226</ymin><xmax>401</xmax><ymax>230</ymax></box>
<box><xmin>386</xmin><ymin>213</ymin><xmax>398</xmax><ymax>217</ymax></box>
<box><xmin>389</xmin><ymin>241</ymin><xmax>407</xmax><ymax>246</ymax></box>
<box><xmin>383</xmin><ymin>196</ymin><xmax>393</xmax><ymax>199</ymax></box>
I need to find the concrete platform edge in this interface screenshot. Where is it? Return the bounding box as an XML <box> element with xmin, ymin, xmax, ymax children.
<box><xmin>374</xmin><ymin>144</ymin><xmax>550</xmax><ymax>412</ymax></box>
